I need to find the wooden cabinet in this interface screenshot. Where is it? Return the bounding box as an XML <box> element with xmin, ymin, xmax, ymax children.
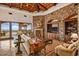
<box><xmin>65</xmin><ymin>19</ymin><xmax>77</xmax><ymax>35</ymax></box>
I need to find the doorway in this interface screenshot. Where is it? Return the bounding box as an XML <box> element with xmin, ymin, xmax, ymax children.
<box><xmin>0</xmin><ymin>22</ymin><xmax>32</xmax><ymax>55</ymax></box>
<box><xmin>0</xmin><ymin>22</ymin><xmax>19</xmax><ymax>55</ymax></box>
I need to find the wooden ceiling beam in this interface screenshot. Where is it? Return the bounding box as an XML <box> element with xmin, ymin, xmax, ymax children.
<box><xmin>38</xmin><ymin>3</ymin><xmax>48</xmax><ymax>10</ymax></box>
<box><xmin>0</xmin><ymin>3</ymin><xmax>56</xmax><ymax>12</ymax></box>
<box><xmin>53</xmin><ymin>3</ymin><xmax>57</xmax><ymax>6</ymax></box>
<box><xmin>9</xmin><ymin>3</ymin><xmax>12</xmax><ymax>8</ymax></box>
<box><xmin>19</xmin><ymin>3</ymin><xmax>23</xmax><ymax>9</ymax></box>
<box><xmin>36</xmin><ymin>4</ymin><xmax>40</xmax><ymax>12</ymax></box>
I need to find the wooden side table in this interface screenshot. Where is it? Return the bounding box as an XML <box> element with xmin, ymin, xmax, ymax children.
<box><xmin>30</xmin><ymin>40</ymin><xmax>46</xmax><ymax>56</ymax></box>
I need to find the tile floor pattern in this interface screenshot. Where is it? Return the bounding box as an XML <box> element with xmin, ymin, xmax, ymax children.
<box><xmin>0</xmin><ymin>40</ymin><xmax>27</xmax><ymax>56</ymax></box>
<box><xmin>0</xmin><ymin>39</ymin><xmax>64</xmax><ymax>56</ymax></box>
<box><xmin>44</xmin><ymin>40</ymin><xmax>64</xmax><ymax>56</ymax></box>
<box><xmin>0</xmin><ymin>39</ymin><xmax>79</xmax><ymax>56</ymax></box>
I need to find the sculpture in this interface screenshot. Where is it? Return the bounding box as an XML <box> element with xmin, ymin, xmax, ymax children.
<box><xmin>14</xmin><ymin>35</ymin><xmax>25</xmax><ymax>55</ymax></box>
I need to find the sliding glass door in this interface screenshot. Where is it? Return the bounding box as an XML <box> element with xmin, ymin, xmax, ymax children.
<box><xmin>0</xmin><ymin>22</ymin><xmax>19</xmax><ymax>40</ymax></box>
<box><xmin>0</xmin><ymin>22</ymin><xmax>32</xmax><ymax>40</ymax></box>
<box><xmin>12</xmin><ymin>23</ymin><xmax>19</xmax><ymax>40</ymax></box>
<box><xmin>1</xmin><ymin>22</ymin><xmax>10</xmax><ymax>39</ymax></box>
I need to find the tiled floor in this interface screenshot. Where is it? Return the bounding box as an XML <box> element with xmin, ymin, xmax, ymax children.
<box><xmin>0</xmin><ymin>40</ymin><xmax>27</xmax><ymax>56</ymax></box>
<box><xmin>0</xmin><ymin>39</ymin><xmax>78</xmax><ymax>56</ymax></box>
<box><xmin>45</xmin><ymin>39</ymin><xmax>64</xmax><ymax>56</ymax></box>
<box><xmin>0</xmin><ymin>39</ymin><xmax>63</xmax><ymax>56</ymax></box>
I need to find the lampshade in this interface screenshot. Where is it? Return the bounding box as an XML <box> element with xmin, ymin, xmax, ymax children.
<box><xmin>71</xmin><ymin>33</ymin><xmax>78</xmax><ymax>39</ymax></box>
<box><xmin>17</xmin><ymin>31</ymin><xmax>22</xmax><ymax>35</ymax></box>
<box><xmin>22</xmin><ymin>27</ymin><xmax>25</xmax><ymax>30</ymax></box>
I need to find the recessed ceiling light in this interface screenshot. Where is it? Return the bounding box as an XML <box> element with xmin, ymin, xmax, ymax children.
<box><xmin>24</xmin><ymin>15</ymin><xmax>27</xmax><ymax>17</ymax></box>
<box><xmin>8</xmin><ymin>12</ymin><xmax>13</xmax><ymax>15</ymax></box>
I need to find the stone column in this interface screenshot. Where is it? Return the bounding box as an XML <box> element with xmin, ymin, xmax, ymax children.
<box><xmin>59</xmin><ymin>17</ymin><xmax>65</xmax><ymax>41</ymax></box>
<box><xmin>44</xmin><ymin>16</ymin><xmax>48</xmax><ymax>40</ymax></box>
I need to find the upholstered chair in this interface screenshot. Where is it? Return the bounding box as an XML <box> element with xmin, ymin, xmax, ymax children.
<box><xmin>55</xmin><ymin>45</ymin><xmax>76</xmax><ymax>56</ymax></box>
<box><xmin>55</xmin><ymin>40</ymin><xmax>79</xmax><ymax>56</ymax></box>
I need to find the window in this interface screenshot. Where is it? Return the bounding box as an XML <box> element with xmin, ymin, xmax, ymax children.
<box><xmin>27</xmin><ymin>24</ymin><xmax>32</xmax><ymax>30</ymax></box>
<box><xmin>12</xmin><ymin>23</ymin><xmax>19</xmax><ymax>31</ymax></box>
<box><xmin>1</xmin><ymin>23</ymin><xmax>10</xmax><ymax>39</ymax></box>
<box><xmin>12</xmin><ymin>23</ymin><xmax>19</xmax><ymax>38</ymax></box>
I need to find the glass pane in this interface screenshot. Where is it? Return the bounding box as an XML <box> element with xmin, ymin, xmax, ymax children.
<box><xmin>1</xmin><ymin>23</ymin><xmax>10</xmax><ymax>39</ymax></box>
<box><xmin>26</xmin><ymin>24</ymin><xmax>33</xmax><ymax>37</ymax></box>
<box><xmin>27</xmin><ymin>24</ymin><xmax>32</xmax><ymax>30</ymax></box>
<box><xmin>12</xmin><ymin>23</ymin><xmax>19</xmax><ymax>40</ymax></box>
<box><xmin>12</xmin><ymin>23</ymin><xmax>19</xmax><ymax>31</ymax></box>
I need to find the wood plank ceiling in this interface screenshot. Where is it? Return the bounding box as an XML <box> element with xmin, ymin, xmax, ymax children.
<box><xmin>0</xmin><ymin>3</ymin><xmax>57</xmax><ymax>12</ymax></box>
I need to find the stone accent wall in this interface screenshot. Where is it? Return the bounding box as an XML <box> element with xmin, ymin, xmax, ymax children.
<box><xmin>45</xmin><ymin>4</ymin><xmax>77</xmax><ymax>40</ymax></box>
<box><xmin>33</xmin><ymin>16</ymin><xmax>45</xmax><ymax>29</ymax></box>
<box><xmin>46</xmin><ymin>4</ymin><xmax>77</xmax><ymax>22</ymax></box>
<box><xmin>59</xmin><ymin>20</ymin><xmax>65</xmax><ymax>40</ymax></box>
<box><xmin>33</xmin><ymin>16</ymin><xmax>45</xmax><ymax>39</ymax></box>
<box><xmin>33</xmin><ymin>4</ymin><xmax>78</xmax><ymax>40</ymax></box>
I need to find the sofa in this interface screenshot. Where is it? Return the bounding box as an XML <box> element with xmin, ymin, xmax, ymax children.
<box><xmin>20</xmin><ymin>34</ymin><xmax>31</xmax><ymax>55</ymax></box>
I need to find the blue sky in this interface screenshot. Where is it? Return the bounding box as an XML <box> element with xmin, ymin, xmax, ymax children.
<box><xmin>1</xmin><ymin>23</ymin><xmax>31</xmax><ymax>31</ymax></box>
<box><xmin>27</xmin><ymin>24</ymin><xmax>32</xmax><ymax>30</ymax></box>
<box><xmin>1</xmin><ymin>23</ymin><xmax>19</xmax><ymax>31</ymax></box>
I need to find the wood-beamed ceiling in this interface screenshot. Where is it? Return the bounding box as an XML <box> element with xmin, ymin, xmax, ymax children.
<box><xmin>0</xmin><ymin>3</ymin><xmax>57</xmax><ymax>12</ymax></box>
